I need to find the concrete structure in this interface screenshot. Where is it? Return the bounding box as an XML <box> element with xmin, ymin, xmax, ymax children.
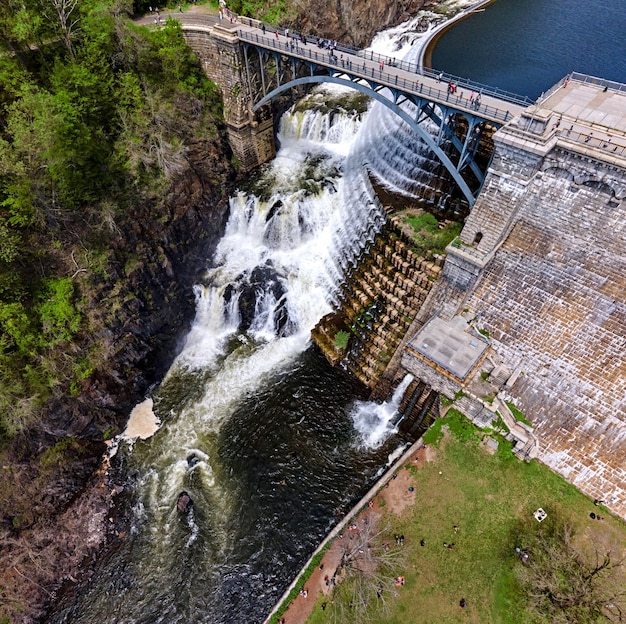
<box><xmin>405</xmin><ymin>315</ymin><xmax>490</xmax><ymax>385</ymax></box>
<box><xmin>399</xmin><ymin>74</ymin><xmax>626</xmax><ymax>518</ymax></box>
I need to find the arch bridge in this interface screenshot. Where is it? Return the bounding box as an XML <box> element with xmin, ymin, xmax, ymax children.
<box><xmin>176</xmin><ymin>16</ymin><xmax>532</xmax><ymax>205</ymax></box>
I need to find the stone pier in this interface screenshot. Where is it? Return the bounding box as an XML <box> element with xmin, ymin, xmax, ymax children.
<box><xmin>183</xmin><ymin>23</ymin><xmax>275</xmax><ymax>170</ymax></box>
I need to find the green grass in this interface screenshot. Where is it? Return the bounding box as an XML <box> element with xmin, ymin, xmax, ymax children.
<box><xmin>400</xmin><ymin>211</ymin><xmax>463</xmax><ymax>257</ymax></box>
<box><xmin>505</xmin><ymin>401</ymin><xmax>533</xmax><ymax>427</ymax></box>
<box><xmin>269</xmin><ymin>545</ymin><xmax>331</xmax><ymax>623</ymax></box>
<box><xmin>306</xmin><ymin>412</ymin><xmax>626</xmax><ymax>624</ymax></box>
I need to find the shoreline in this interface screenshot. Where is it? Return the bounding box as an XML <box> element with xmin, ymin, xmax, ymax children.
<box><xmin>418</xmin><ymin>0</ymin><xmax>499</xmax><ymax>70</ymax></box>
<box><xmin>263</xmin><ymin>437</ymin><xmax>425</xmax><ymax>624</ymax></box>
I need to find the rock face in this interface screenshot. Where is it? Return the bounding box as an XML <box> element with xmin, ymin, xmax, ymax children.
<box><xmin>295</xmin><ymin>0</ymin><xmax>438</xmax><ymax>47</ymax></box>
<box><xmin>0</xmin><ymin>135</ymin><xmax>235</xmax><ymax>623</ymax></box>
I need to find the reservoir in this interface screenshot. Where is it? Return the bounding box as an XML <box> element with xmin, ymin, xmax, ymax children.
<box><xmin>431</xmin><ymin>0</ymin><xmax>626</xmax><ymax>99</ymax></box>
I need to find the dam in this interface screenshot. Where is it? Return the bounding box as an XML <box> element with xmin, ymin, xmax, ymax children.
<box><xmin>390</xmin><ymin>74</ymin><xmax>626</xmax><ymax>518</ymax></box>
<box><xmin>175</xmin><ymin>13</ymin><xmax>626</xmax><ymax>518</ymax></box>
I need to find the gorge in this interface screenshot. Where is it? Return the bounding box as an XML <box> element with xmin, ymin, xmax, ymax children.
<box><xmin>0</xmin><ymin>0</ymin><xmax>625</xmax><ymax>623</ymax></box>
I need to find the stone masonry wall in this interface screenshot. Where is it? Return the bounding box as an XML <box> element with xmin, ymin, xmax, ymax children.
<box><xmin>463</xmin><ymin>164</ymin><xmax>626</xmax><ymax>517</ymax></box>
<box><xmin>183</xmin><ymin>27</ymin><xmax>276</xmax><ymax>170</ymax></box>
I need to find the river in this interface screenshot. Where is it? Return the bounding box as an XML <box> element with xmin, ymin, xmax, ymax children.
<box><xmin>431</xmin><ymin>0</ymin><xmax>626</xmax><ymax>99</ymax></box>
<box><xmin>46</xmin><ymin>1</ymin><xmax>624</xmax><ymax>622</ymax></box>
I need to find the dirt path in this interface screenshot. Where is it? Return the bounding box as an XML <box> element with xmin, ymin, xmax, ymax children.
<box><xmin>277</xmin><ymin>444</ymin><xmax>434</xmax><ymax>624</ymax></box>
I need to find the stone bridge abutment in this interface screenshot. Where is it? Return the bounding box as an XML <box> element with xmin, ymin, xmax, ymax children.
<box><xmin>183</xmin><ymin>25</ymin><xmax>276</xmax><ymax>171</ymax></box>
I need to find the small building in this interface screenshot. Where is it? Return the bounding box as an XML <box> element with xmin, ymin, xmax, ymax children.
<box><xmin>401</xmin><ymin>314</ymin><xmax>490</xmax><ymax>400</ymax></box>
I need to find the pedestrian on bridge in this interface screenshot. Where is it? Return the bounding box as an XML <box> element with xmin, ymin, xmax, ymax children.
<box><xmin>261</xmin><ymin>22</ymin><xmax>265</xmax><ymax>34</ymax></box>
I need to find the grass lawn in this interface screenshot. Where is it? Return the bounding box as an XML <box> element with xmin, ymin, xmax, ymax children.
<box><xmin>306</xmin><ymin>409</ymin><xmax>626</xmax><ymax>624</ymax></box>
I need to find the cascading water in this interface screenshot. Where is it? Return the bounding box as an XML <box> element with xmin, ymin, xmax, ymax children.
<box><xmin>50</xmin><ymin>90</ymin><xmax>403</xmax><ymax>624</ymax></box>
<box><xmin>48</xmin><ymin>3</ymin><xmax>476</xmax><ymax>623</ymax></box>
<box><xmin>354</xmin><ymin>7</ymin><xmax>473</xmax><ymax>206</ymax></box>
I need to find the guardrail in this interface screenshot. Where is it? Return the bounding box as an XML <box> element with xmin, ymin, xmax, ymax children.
<box><xmin>171</xmin><ymin>12</ymin><xmax>532</xmax><ymax>110</ymax></box>
<box><xmin>558</xmin><ymin>126</ymin><xmax>626</xmax><ymax>157</ymax></box>
<box><xmin>570</xmin><ymin>71</ymin><xmax>626</xmax><ymax>94</ymax></box>
<box><xmin>237</xmin><ymin>30</ymin><xmax>517</xmax><ymax>123</ymax></box>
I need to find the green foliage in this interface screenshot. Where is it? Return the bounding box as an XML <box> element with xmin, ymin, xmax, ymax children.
<box><xmin>401</xmin><ymin>210</ymin><xmax>463</xmax><ymax>257</ymax></box>
<box><xmin>478</xmin><ymin>327</ymin><xmax>491</xmax><ymax>338</ymax></box>
<box><xmin>493</xmin><ymin>412</ymin><xmax>510</xmax><ymax>433</ymax></box>
<box><xmin>70</xmin><ymin>357</ymin><xmax>96</xmax><ymax>395</ymax></box>
<box><xmin>269</xmin><ymin>545</ymin><xmax>331</xmax><ymax>623</ymax></box>
<box><xmin>480</xmin><ymin>370</ymin><xmax>491</xmax><ymax>381</ymax></box>
<box><xmin>0</xmin><ymin>0</ymin><xmax>226</xmax><ymax>440</ymax></box>
<box><xmin>423</xmin><ymin>407</ymin><xmax>476</xmax><ymax>445</ymax></box>
<box><xmin>334</xmin><ymin>330</ymin><xmax>350</xmax><ymax>351</ymax></box>
<box><xmin>230</xmin><ymin>0</ymin><xmax>287</xmax><ymax>24</ymax></box>
<box><xmin>39</xmin><ymin>437</ymin><xmax>81</xmax><ymax>467</ymax></box>
<box><xmin>506</xmin><ymin>400</ymin><xmax>533</xmax><ymax>427</ymax></box>
<box><xmin>36</xmin><ymin>278</ymin><xmax>81</xmax><ymax>346</ymax></box>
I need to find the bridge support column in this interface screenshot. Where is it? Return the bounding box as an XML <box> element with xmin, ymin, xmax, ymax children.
<box><xmin>225</xmin><ymin>115</ymin><xmax>275</xmax><ymax>170</ymax></box>
<box><xmin>183</xmin><ymin>24</ymin><xmax>275</xmax><ymax>171</ymax></box>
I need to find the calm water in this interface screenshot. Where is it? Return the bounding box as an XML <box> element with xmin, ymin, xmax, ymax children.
<box><xmin>432</xmin><ymin>0</ymin><xmax>626</xmax><ymax>99</ymax></box>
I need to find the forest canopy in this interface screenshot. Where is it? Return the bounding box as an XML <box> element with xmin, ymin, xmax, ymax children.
<box><xmin>0</xmin><ymin>0</ymin><xmax>223</xmax><ymax>441</ymax></box>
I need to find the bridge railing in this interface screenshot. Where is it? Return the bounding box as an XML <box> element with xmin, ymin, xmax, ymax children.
<box><xmin>558</xmin><ymin>127</ymin><xmax>626</xmax><ymax>158</ymax></box>
<box><xmin>238</xmin><ymin>30</ymin><xmax>517</xmax><ymax>123</ymax></box>
<box><xmin>352</xmin><ymin>49</ymin><xmax>533</xmax><ymax>107</ymax></box>
<box><xmin>570</xmin><ymin>71</ymin><xmax>626</xmax><ymax>94</ymax></box>
<box><xmin>175</xmin><ymin>12</ymin><xmax>533</xmax><ymax>109</ymax></box>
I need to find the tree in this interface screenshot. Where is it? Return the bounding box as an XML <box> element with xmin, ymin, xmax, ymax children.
<box><xmin>326</xmin><ymin>511</ymin><xmax>406</xmax><ymax>624</ymax></box>
<box><xmin>513</xmin><ymin>510</ymin><xmax>626</xmax><ymax>623</ymax></box>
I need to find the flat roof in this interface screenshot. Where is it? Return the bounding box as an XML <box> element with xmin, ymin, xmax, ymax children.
<box><xmin>407</xmin><ymin>315</ymin><xmax>489</xmax><ymax>381</ymax></box>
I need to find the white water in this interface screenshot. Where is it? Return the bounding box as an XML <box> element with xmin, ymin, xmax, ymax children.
<box><xmin>121</xmin><ymin>0</ymin><xmax>481</xmax><ymax>510</ymax></box>
<box><xmin>356</xmin><ymin>0</ymin><xmax>478</xmax><ymax>201</ymax></box>
<box><xmin>351</xmin><ymin>374</ymin><xmax>414</xmax><ymax>448</ymax></box>
<box><xmin>58</xmin><ymin>4</ymin><xmax>478</xmax><ymax>623</ymax></box>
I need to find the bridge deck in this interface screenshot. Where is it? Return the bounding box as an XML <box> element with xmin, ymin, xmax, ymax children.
<box><xmin>140</xmin><ymin>12</ymin><xmax>528</xmax><ymax>126</ymax></box>
<box><xmin>235</xmin><ymin>25</ymin><xmax>527</xmax><ymax>125</ymax></box>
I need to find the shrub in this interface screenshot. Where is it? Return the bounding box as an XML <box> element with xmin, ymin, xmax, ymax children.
<box><xmin>334</xmin><ymin>330</ymin><xmax>350</xmax><ymax>350</ymax></box>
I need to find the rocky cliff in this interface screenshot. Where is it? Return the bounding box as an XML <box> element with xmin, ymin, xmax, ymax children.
<box><xmin>294</xmin><ymin>0</ymin><xmax>439</xmax><ymax>47</ymax></box>
<box><xmin>0</xmin><ymin>135</ymin><xmax>235</xmax><ymax>623</ymax></box>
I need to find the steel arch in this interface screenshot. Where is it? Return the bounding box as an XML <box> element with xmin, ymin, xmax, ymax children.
<box><xmin>253</xmin><ymin>74</ymin><xmax>481</xmax><ymax>205</ymax></box>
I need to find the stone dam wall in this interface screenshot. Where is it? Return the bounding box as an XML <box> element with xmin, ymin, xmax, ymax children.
<box><xmin>402</xmin><ymin>86</ymin><xmax>626</xmax><ymax>519</ymax></box>
<box><xmin>463</xmin><ymin>164</ymin><xmax>625</xmax><ymax>515</ymax></box>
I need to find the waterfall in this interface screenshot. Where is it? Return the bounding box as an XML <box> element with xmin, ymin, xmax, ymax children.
<box><xmin>350</xmin><ymin>374</ymin><xmax>414</xmax><ymax>448</ymax></box>
<box><xmin>53</xmin><ymin>3</ymin><xmax>479</xmax><ymax>623</ymax></box>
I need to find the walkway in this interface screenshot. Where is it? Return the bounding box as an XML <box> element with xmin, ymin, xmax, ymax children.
<box><xmin>136</xmin><ymin>9</ymin><xmax>529</xmax><ymax>126</ymax></box>
<box><xmin>535</xmin><ymin>73</ymin><xmax>626</xmax><ymax>158</ymax></box>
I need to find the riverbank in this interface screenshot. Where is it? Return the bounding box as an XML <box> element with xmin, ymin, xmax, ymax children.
<box><xmin>0</xmin><ymin>87</ymin><xmax>235</xmax><ymax>624</ymax></box>
<box><xmin>286</xmin><ymin>411</ymin><xmax>626</xmax><ymax>623</ymax></box>
<box><xmin>267</xmin><ymin>439</ymin><xmax>430</xmax><ymax>624</ymax></box>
